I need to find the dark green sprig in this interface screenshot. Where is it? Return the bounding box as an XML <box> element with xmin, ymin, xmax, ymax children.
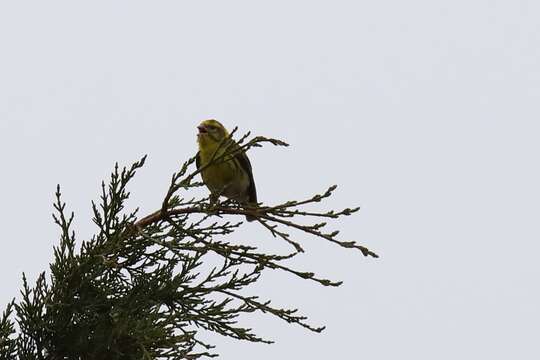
<box><xmin>0</xmin><ymin>301</ymin><xmax>17</xmax><ymax>359</ymax></box>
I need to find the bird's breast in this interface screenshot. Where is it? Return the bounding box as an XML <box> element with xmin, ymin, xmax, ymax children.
<box><xmin>201</xmin><ymin>159</ymin><xmax>249</xmax><ymax>201</ymax></box>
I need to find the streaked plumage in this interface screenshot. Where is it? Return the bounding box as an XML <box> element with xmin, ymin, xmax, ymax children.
<box><xmin>196</xmin><ymin>119</ymin><xmax>257</xmax><ymax>221</ymax></box>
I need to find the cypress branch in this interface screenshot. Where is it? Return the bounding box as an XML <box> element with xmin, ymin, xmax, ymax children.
<box><xmin>1</xmin><ymin>132</ymin><xmax>376</xmax><ymax>359</ymax></box>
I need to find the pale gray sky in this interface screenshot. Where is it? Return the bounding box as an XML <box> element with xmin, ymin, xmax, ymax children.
<box><xmin>1</xmin><ymin>1</ymin><xmax>539</xmax><ymax>359</ymax></box>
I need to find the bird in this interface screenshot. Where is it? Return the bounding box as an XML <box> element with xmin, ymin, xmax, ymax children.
<box><xmin>195</xmin><ymin>119</ymin><xmax>257</xmax><ymax>222</ymax></box>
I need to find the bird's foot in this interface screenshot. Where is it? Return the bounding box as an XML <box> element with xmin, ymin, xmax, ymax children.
<box><xmin>208</xmin><ymin>193</ymin><xmax>220</xmax><ymax>206</ymax></box>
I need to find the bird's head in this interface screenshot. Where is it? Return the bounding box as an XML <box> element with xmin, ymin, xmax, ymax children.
<box><xmin>197</xmin><ymin>119</ymin><xmax>229</xmax><ymax>146</ymax></box>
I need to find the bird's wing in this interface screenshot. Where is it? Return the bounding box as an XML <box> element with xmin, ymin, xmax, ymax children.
<box><xmin>234</xmin><ymin>147</ymin><xmax>257</xmax><ymax>204</ymax></box>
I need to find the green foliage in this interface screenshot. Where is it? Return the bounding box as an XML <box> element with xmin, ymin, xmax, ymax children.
<box><xmin>0</xmin><ymin>302</ymin><xmax>17</xmax><ymax>359</ymax></box>
<box><xmin>0</xmin><ymin>131</ymin><xmax>376</xmax><ymax>359</ymax></box>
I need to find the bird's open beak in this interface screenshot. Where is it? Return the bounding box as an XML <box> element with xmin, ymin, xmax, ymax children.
<box><xmin>197</xmin><ymin>125</ymin><xmax>208</xmax><ymax>134</ymax></box>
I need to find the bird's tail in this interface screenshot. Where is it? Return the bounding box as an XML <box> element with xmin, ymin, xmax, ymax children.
<box><xmin>244</xmin><ymin>201</ymin><xmax>257</xmax><ymax>222</ymax></box>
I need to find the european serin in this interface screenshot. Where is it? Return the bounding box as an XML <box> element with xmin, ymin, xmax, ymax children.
<box><xmin>196</xmin><ymin>119</ymin><xmax>257</xmax><ymax>222</ymax></box>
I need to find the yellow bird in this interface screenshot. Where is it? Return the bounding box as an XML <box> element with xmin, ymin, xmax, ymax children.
<box><xmin>196</xmin><ymin>119</ymin><xmax>257</xmax><ymax>222</ymax></box>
